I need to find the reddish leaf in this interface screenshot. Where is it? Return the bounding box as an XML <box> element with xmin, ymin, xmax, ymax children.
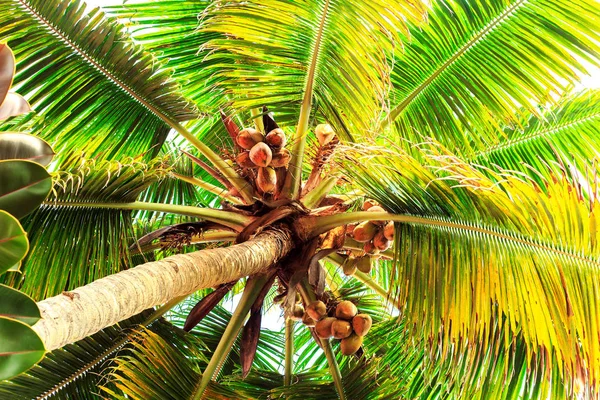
<box><xmin>240</xmin><ymin>308</ymin><xmax>262</xmax><ymax>378</ymax></box>
<box><xmin>240</xmin><ymin>273</ymin><xmax>275</xmax><ymax>378</ymax></box>
<box><xmin>181</xmin><ymin>150</ymin><xmax>231</xmax><ymax>189</ymax></box>
<box><xmin>183</xmin><ymin>281</ymin><xmax>236</xmax><ymax>332</ymax></box>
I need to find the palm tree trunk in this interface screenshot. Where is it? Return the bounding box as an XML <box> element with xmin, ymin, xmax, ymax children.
<box><xmin>32</xmin><ymin>228</ymin><xmax>293</xmax><ymax>351</ymax></box>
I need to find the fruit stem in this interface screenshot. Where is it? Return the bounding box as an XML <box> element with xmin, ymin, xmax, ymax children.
<box><xmin>172</xmin><ymin>172</ymin><xmax>244</xmax><ymax>205</ymax></box>
<box><xmin>191</xmin><ymin>274</ymin><xmax>272</xmax><ymax>400</ymax></box>
<box><xmin>284</xmin><ymin>318</ymin><xmax>295</xmax><ymax>386</ymax></box>
<box><xmin>322</xmin><ymin>339</ymin><xmax>346</xmax><ymax>400</ymax></box>
<box><xmin>281</xmin><ymin>0</ymin><xmax>331</xmax><ymax>200</ymax></box>
<box><xmin>302</xmin><ymin>176</ymin><xmax>337</xmax><ymax>209</ymax></box>
<box><xmin>43</xmin><ymin>200</ymin><xmax>252</xmax><ymax>231</ymax></box>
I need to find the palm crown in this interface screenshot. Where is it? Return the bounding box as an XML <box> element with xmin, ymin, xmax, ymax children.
<box><xmin>0</xmin><ymin>0</ymin><xmax>599</xmax><ymax>398</ymax></box>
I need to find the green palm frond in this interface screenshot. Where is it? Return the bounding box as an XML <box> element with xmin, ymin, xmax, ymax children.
<box><xmin>168</xmin><ymin>302</ymin><xmax>286</xmax><ymax>375</ymax></box>
<box><xmin>195</xmin><ymin>0</ymin><xmax>428</xmax><ymax>136</ymax></box>
<box><xmin>222</xmin><ymin>357</ymin><xmax>401</xmax><ymax>400</ymax></box>
<box><xmin>365</xmin><ymin>317</ymin><xmax>571</xmax><ymax>399</ymax></box>
<box><xmin>1</xmin><ymin>157</ymin><xmax>169</xmax><ymax>299</ymax></box>
<box><xmin>472</xmin><ymin>89</ymin><xmax>600</xmax><ymax>176</ymax></box>
<box><xmin>105</xmin><ymin>1</ymin><xmax>225</xmax><ymax>109</ymax></box>
<box><xmin>384</xmin><ymin>0</ymin><xmax>600</xmax><ymax>154</ymax></box>
<box><xmin>342</xmin><ymin>143</ymin><xmax>600</xmax><ymax>388</ymax></box>
<box><xmin>0</xmin><ymin>0</ymin><xmax>199</xmax><ymax>163</ymax></box>
<box><xmin>102</xmin><ymin>328</ymin><xmax>243</xmax><ymax>400</ymax></box>
<box><xmin>0</xmin><ymin>310</ymin><xmax>186</xmax><ymax>400</ymax></box>
<box><xmin>134</xmin><ymin>146</ymin><xmax>224</xmax><ymax>227</ymax></box>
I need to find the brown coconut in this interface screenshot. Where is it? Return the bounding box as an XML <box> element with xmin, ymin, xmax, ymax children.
<box><xmin>235</xmin><ymin>151</ymin><xmax>255</xmax><ymax>168</ymax></box>
<box><xmin>362</xmin><ymin>199</ymin><xmax>378</xmax><ymax>211</ymax></box>
<box><xmin>315</xmin><ymin>317</ymin><xmax>336</xmax><ymax>339</ymax></box>
<box><xmin>367</xmin><ymin>205</ymin><xmax>387</xmax><ymax>225</ymax></box>
<box><xmin>353</xmin><ymin>221</ymin><xmax>378</xmax><ymax>242</ymax></box>
<box><xmin>270</xmin><ymin>148</ymin><xmax>291</xmax><ymax>168</ymax></box>
<box><xmin>265</xmin><ymin>128</ymin><xmax>286</xmax><ymax>148</ymax></box>
<box><xmin>352</xmin><ymin>314</ymin><xmax>372</xmax><ymax>337</ymax></box>
<box><xmin>315</xmin><ymin>124</ymin><xmax>335</xmax><ymax>146</ymax></box>
<box><xmin>249</xmin><ymin>142</ymin><xmax>273</xmax><ymax>167</ymax></box>
<box><xmin>237</xmin><ymin>128</ymin><xmax>263</xmax><ymax>150</ymax></box>
<box><xmin>306</xmin><ymin>301</ymin><xmax>327</xmax><ymax>321</ymax></box>
<box><xmin>363</xmin><ymin>241</ymin><xmax>380</xmax><ymax>256</ymax></box>
<box><xmin>373</xmin><ymin>231</ymin><xmax>390</xmax><ymax>251</ymax></box>
<box><xmin>383</xmin><ymin>222</ymin><xmax>394</xmax><ymax>241</ymax></box>
<box><xmin>340</xmin><ymin>334</ymin><xmax>363</xmax><ymax>356</ymax></box>
<box><xmin>331</xmin><ymin>319</ymin><xmax>353</xmax><ymax>339</ymax></box>
<box><xmin>257</xmin><ymin>167</ymin><xmax>277</xmax><ymax>193</ymax></box>
<box><xmin>346</xmin><ymin>224</ymin><xmax>357</xmax><ymax>237</ymax></box>
<box><xmin>335</xmin><ymin>301</ymin><xmax>358</xmax><ymax>320</ymax></box>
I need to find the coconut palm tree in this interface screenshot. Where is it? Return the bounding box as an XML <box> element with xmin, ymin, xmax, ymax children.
<box><xmin>0</xmin><ymin>0</ymin><xmax>599</xmax><ymax>398</ymax></box>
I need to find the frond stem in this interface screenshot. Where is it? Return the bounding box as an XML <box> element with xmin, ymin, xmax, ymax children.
<box><xmin>192</xmin><ymin>274</ymin><xmax>272</xmax><ymax>399</ymax></box>
<box><xmin>302</xmin><ymin>176</ymin><xmax>337</xmax><ymax>208</ymax></box>
<box><xmin>132</xmin><ymin>230</ymin><xmax>237</xmax><ymax>255</ymax></box>
<box><xmin>474</xmin><ymin>110</ymin><xmax>600</xmax><ymax>158</ymax></box>
<box><xmin>380</xmin><ymin>0</ymin><xmax>526</xmax><ymax>131</ymax></box>
<box><xmin>284</xmin><ymin>318</ymin><xmax>294</xmax><ymax>386</ymax></box>
<box><xmin>282</xmin><ymin>0</ymin><xmax>331</xmax><ymax>200</ymax></box>
<box><xmin>43</xmin><ymin>200</ymin><xmax>251</xmax><ymax>231</ymax></box>
<box><xmin>303</xmin><ymin>211</ymin><xmax>600</xmax><ymax>267</ymax></box>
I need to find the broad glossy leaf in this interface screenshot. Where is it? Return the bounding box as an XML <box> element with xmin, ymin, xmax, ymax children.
<box><xmin>0</xmin><ymin>284</ymin><xmax>40</xmax><ymax>326</ymax></box>
<box><xmin>0</xmin><ymin>317</ymin><xmax>45</xmax><ymax>381</ymax></box>
<box><xmin>0</xmin><ymin>210</ymin><xmax>27</xmax><ymax>275</ymax></box>
<box><xmin>0</xmin><ymin>92</ymin><xmax>31</xmax><ymax>121</ymax></box>
<box><xmin>0</xmin><ymin>43</ymin><xmax>14</xmax><ymax>106</ymax></box>
<box><xmin>0</xmin><ymin>160</ymin><xmax>51</xmax><ymax>218</ymax></box>
<box><xmin>0</xmin><ymin>132</ymin><xmax>54</xmax><ymax>166</ymax></box>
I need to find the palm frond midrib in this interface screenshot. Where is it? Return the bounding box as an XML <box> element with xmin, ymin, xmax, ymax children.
<box><xmin>14</xmin><ymin>0</ymin><xmax>197</xmax><ymax>123</ymax></box>
<box><xmin>478</xmin><ymin>110</ymin><xmax>600</xmax><ymax>158</ymax></box>
<box><xmin>387</xmin><ymin>0</ymin><xmax>527</xmax><ymax>124</ymax></box>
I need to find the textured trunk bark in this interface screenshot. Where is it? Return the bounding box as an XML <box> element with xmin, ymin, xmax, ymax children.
<box><xmin>32</xmin><ymin>228</ymin><xmax>294</xmax><ymax>351</ymax></box>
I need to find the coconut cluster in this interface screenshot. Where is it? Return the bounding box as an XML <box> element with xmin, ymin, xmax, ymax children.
<box><xmin>235</xmin><ymin>127</ymin><xmax>291</xmax><ymax>193</ymax></box>
<box><xmin>305</xmin><ymin>300</ymin><xmax>372</xmax><ymax>356</ymax></box>
<box><xmin>347</xmin><ymin>200</ymin><xmax>394</xmax><ymax>255</ymax></box>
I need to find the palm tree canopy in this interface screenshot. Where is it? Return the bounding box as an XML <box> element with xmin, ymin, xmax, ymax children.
<box><xmin>0</xmin><ymin>0</ymin><xmax>600</xmax><ymax>398</ymax></box>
